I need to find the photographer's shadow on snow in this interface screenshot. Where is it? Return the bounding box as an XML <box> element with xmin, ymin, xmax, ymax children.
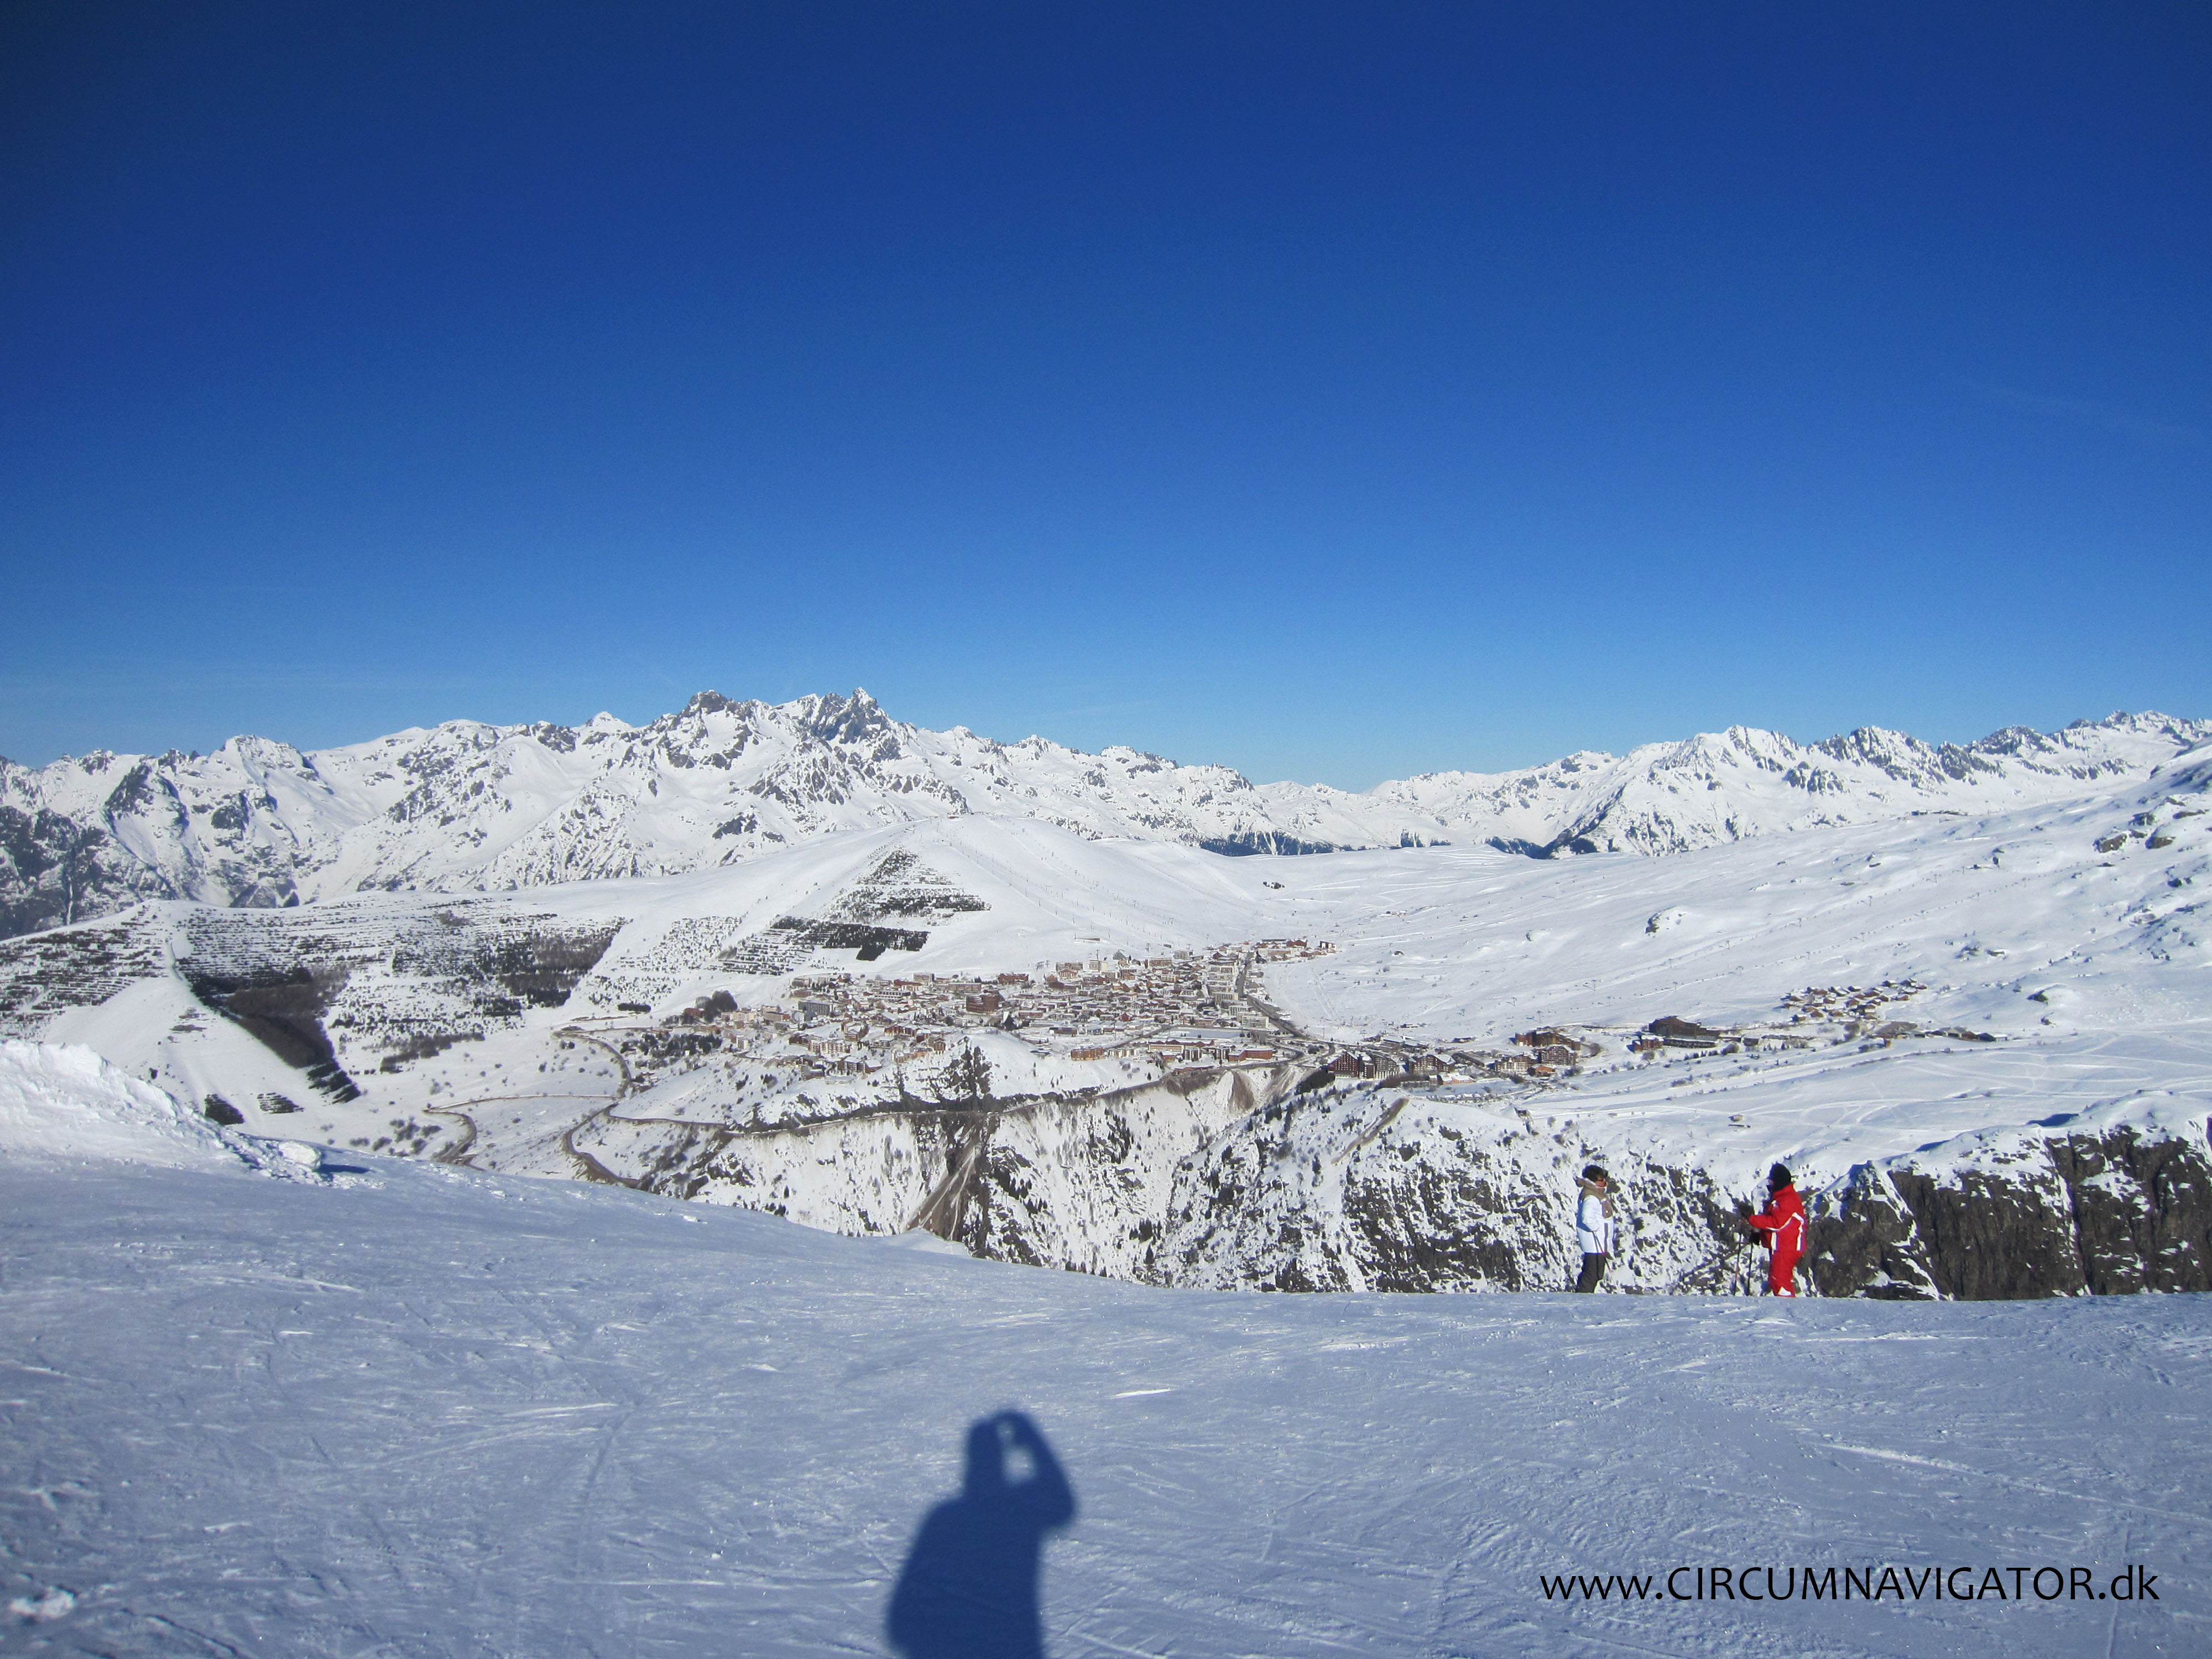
<box><xmin>886</xmin><ymin>1411</ymin><xmax>1077</xmax><ymax>1659</ymax></box>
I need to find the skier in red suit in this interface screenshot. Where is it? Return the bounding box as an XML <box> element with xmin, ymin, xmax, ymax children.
<box><xmin>1744</xmin><ymin>1164</ymin><xmax>1806</xmax><ymax>1296</ymax></box>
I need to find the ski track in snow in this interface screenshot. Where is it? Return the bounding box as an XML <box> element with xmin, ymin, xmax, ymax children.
<box><xmin>2</xmin><ymin>1151</ymin><xmax>2206</xmax><ymax>1659</ymax></box>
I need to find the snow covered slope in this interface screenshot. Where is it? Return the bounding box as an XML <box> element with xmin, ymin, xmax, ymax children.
<box><xmin>0</xmin><ymin>1039</ymin><xmax>242</xmax><ymax>1171</ymax></box>
<box><xmin>1</xmin><ymin>1107</ymin><xmax>2204</xmax><ymax>1658</ymax></box>
<box><xmin>4</xmin><ymin>690</ymin><xmax>2203</xmax><ymax>939</ymax></box>
<box><xmin>0</xmin><ymin>691</ymin><xmax>1345</xmax><ymax>938</ymax></box>
<box><xmin>1312</xmin><ymin>711</ymin><xmax>2212</xmax><ymax>857</ymax></box>
<box><xmin>5</xmin><ymin>747</ymin><xmax>2207</xmax><ymax>1301</ymax></box>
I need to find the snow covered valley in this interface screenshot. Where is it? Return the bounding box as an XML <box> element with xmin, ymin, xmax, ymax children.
<box><xmin>3</xmin><ymin>735</ymin><xmax>2208</xmax><ymax>1303</ymax></box>
<box><xmin>2</xmin><ymin>722</ymin><xmax>2210</xmax><ymax>1655</ymax></box>
<box><xmin>1</xmin><ymin>1057</ymin><xmax>2206</xmax><ymax>1658</ymax></box>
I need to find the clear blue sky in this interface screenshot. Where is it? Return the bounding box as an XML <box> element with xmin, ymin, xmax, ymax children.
<box><xmin>3</xmin><ymin>3</ymin><xmax>2206</xmax><ymax>786</ymax></box>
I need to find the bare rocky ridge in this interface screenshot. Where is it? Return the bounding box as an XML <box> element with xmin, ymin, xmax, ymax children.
<box><xmin>576</xmin><ymin>1061</ymin><xmax>2212</xmax><ymax>1302</ymax></box>
<box><xmin>4</xmin><ymin>692</ymin><xmax>2205</xmax><ymax>941</ymax></box>
<box><xmin>1808</xmin><ymin>1128</ymin><xmax>2212</xmax><ymax>1299</ymax></box>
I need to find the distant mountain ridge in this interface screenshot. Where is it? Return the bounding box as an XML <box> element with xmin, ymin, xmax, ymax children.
<box><xmin>2</xmin><ymin>690</ymin><xmax>2205</xmax><ymax>939</ymax></box>
<box><xmin>1324</xmin><ymin>712</ymin><xmax>2212</xmax><ymax>859</ymax></box>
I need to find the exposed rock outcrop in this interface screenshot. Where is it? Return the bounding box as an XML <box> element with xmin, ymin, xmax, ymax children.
<box><xmin>1811</xmin><ymin>1125</ymin><xmax>2212</xmax><ymax>1299</ymax></box>
<box><xmin>589</xmin><ymin>1070</ymin><xmax>2211</xmax><ymax>1303</ymax></box>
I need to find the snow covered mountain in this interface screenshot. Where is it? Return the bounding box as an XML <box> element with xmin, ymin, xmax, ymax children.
<box><xmin>6</xmin><ymin>742</ymin><xmax>2208</xmax><ymax>1302</ymax></box>
<box><xmin>4</xmin><ymin>690</ymin><xmax>2205</xmax><ymax>942</ymax></box>
<box><xmin>0</xmin><ymin>691</ymin><xmax>1348</xmax><ymax>939</ymax></box>
<box><xmin>7</xmin><ymin>1045</ymin><xmax>2206</xmax><ymax>1656</ymax></box>
<box><xmin>1268</xmin><ymin>711</ymin><xmax>2212</xmax><ymax>857</ymax></box>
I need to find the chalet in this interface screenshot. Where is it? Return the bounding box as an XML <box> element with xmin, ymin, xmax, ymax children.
<box><xmin>1645</xmin><ymin>1015</ymin><xmax>1720</xmax><ymax>1048</ymax></box>
<box><xmin>1512</xmin><ymin>1027</ymin><xmax>1573</xmax><ymax>1048</ymax></box>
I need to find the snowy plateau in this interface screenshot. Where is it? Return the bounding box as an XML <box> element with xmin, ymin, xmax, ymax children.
<box><xmin>2</xmin><ymin>696</ymin><xmax>2210</xmax><ymax>1656</ymax></box>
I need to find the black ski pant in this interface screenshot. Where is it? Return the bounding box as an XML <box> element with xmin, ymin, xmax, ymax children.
<box><xmin>1574</xmin><ymin>1252</ymin><xmax>1608</xmax><ymax>1293</ymax></box>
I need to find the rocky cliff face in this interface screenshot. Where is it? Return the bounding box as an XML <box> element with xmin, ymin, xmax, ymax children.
<box><xmin>578</xmin><ymin>1066</ymin><xmax>1290</xmax><ymax>1281</ymax></box>
<box><xmin>580</xmin><ymin>1066</ymin><xmax>2212</xmax><ymax>1301</ymax></box>
<box><xmin>1809</xmin><ymin>1124</ymin><xmax>2212</xmax><ymax>1299</ymax></box>
<box><xmin>1142</xmin><ymin>1083</ymin><xmax>1745</xmax><ymax>1293</ymax></box>
<box><xmin>1145</xmin><ymin>1086</ymin><xmax>2211</xmax><ymax>1301</ymax></box>
<box><xmin>6</xmin><ymin>693</ymin><xmax>2205</xmax><ymax>941</ymax></box>
<box><xmin>0</xmin><ymin>735</ymin><xmax>357</xmax><ymax>938</ymax></box>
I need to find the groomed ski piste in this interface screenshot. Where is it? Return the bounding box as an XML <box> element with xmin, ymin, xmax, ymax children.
<box><xmin>2</xmin><ymin>1040</ymin><xmax>2208</xmax><ymax>1659</ymax></box>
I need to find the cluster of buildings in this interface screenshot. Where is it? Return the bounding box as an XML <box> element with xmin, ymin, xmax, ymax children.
<box><xmin>567</xmin><ymin>957</ymin><xmax>2001</xmax><ymax>1125</ymax></box>
<box><xmin>1780</xmin><ymin>980</ymin><xmax>1928</xmax><ymax>1031</ymax></box>
<box><xmin>584</xmin><ymin>940</ymin><xmax>1339</xmax><ymax>1104</ymax></box>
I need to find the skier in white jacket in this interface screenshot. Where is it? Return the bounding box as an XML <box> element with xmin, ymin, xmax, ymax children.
<box><xmin>1572</xmin><ymin>1166</ymin><xmax>1613</xmax><ymax>1292</ymax></box>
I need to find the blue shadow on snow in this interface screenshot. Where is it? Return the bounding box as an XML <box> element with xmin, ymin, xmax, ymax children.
<box><xmin>886</xmin><ymin>1411</ymin><xmax>1077</xmax><ymax>1659</ymax></box>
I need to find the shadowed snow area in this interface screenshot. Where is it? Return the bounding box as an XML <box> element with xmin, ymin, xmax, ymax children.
<box><xmin>1</xmin><ymin>1047</ymin><xmax>2205</xmax><ymax>1657</ymax></box>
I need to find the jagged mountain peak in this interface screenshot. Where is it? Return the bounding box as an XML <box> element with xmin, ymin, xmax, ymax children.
<box><xmin>2</xmin><ymin>694</ymin><xmax>2205</xmax><ymax>940</ymax></box>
